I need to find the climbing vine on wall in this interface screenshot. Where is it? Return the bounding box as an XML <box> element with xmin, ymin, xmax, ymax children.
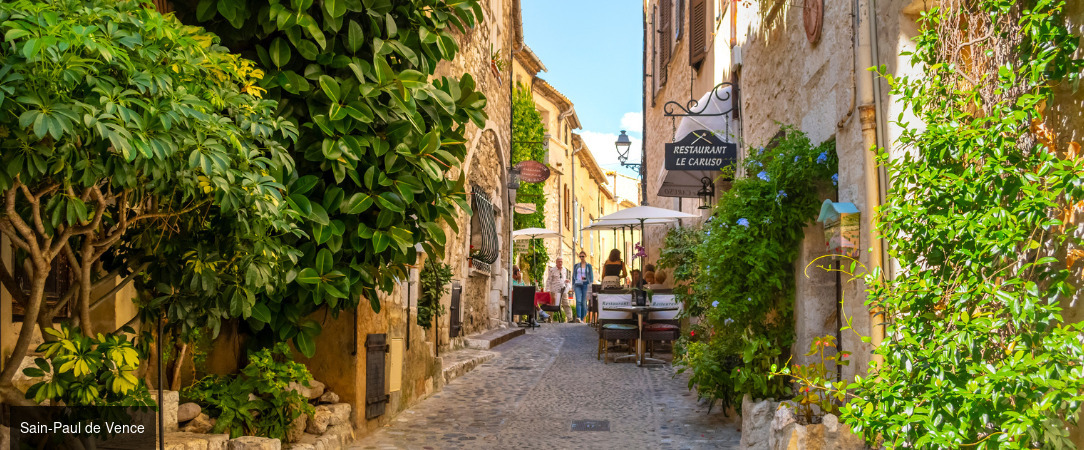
<box><xmin>674</xmin><ymin>128</ymin><xmax>836</xmax><ymax>411</ymax></box>
<box><xmin>838</xmin><ymin>2</ymin><xmax>1084</xmax><ymax>448</ymax></box>
<box><xmin>511</xmin><ymin>84</ymin><xmax>548</xmax><ymax>284</ymax></box>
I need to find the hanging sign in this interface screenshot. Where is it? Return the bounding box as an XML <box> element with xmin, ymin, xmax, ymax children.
<box><xmin>818</xmin><ymin>200</ymin><xmax>860</xmax><ymax>258</ymax></box>
<box><xmin>664</xmin><ymin>130</ymin><xmax>738</xmax><ymax>171</ymax></box>
<box><xmin>515</xmin><ymin>160</ymin><xmax>551</xmax><ymax>183</ymax></box>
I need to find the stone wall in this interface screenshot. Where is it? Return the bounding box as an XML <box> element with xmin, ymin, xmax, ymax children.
<box><xmin>739</xmin><ymin>395</ymin><xmax>866</xmax><ymax>450</ymax></box>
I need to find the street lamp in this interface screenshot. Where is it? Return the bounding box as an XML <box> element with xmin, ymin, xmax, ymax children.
<box><xmin>697</xmin><ymin>177</ymin><xmax>715</xmax><ymax>209</ymax></box>
<box><xmin>614</xmin><ymin>130</ymin><xmax>640</xmax><ymax>172</ymax></box>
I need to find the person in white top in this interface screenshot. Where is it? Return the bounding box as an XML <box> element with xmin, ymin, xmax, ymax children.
<box><xmin>545</xmin><ymin>257</ymin><xmax>571</xmax><ymax>322</ymax></box>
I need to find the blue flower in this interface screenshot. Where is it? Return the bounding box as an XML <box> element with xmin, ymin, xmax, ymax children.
<box><xmin>794</xmin><ymin>155</ymin><xmax>800</xmax><ymax>163</ymax></box>
<box><xmin>816</xmin><ymin>152</ymin><xmax>828</xmax><ymax>164</ymax></box>
<box><xmin>757</xmin><ymin>171</ymin><xmax>770</xmax><ymax>182</ymax></box>
<box><xmin>737</xmin><ymin>218</ymin><xmax>750</xmax><ymax>227</ymax></box>
<box><xmin>705</xmin><ymin>229</ymin><xmax>711</xmax><ymax>236</ymax></box>
<box><xmin>756</xmin><ymin>147</ymin><xmax>765</xmax><ymax>155</ymax></box>
<box><xmin>765</xmin><ymin>218</ymin><xmax>772</xmax><ymax>224</ymax></box>
<box><xmin>777</xmin><ymin>190</ymin><xmax>787</xmax><ymax>199</ymax></box>
<box><xmin>711</xmin><ymin>300</ymin><xmax>719</xmax><ymax>308</ymax></box>
<box><xmin>724</xmin><ymin>318</ymin><xmax>734</xmax><ymax>326</ymax></box>
<box><xmin>831</xmin><ymin>173</ymin><xmax>839</xmax><ymax>186</ymax></box>
<box><xmin>746</xmin><ymin>297</ymin><xmax>752</xmax><ymax>302</ymax></box>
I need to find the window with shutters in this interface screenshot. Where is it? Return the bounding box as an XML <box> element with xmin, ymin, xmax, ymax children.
<box><xmin>689</xmin><ymin>0</ymin><xmax>708</xmax><ymax>69</ymax></box>
<box><xmin>657</xmin><ymin>0</ymin><xmax>672</xmax><ymax>87</ymax></box>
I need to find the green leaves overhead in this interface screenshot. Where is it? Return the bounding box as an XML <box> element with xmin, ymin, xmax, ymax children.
<box><xmin>182</xmin><ymin>0</ymin><xmax>487</xmax><ymax>356</ymax></box>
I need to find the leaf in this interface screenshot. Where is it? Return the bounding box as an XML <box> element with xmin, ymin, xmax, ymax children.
<box><xmin>296</xmin><ymin>268</ymin><xmax>321</xmax><ymax>285</ymax></box>
<box><xmin>295</xmin><ymin>332</ymin><xmax>316</xmax><ymax>358</ymax></box>
<box><xmin>319</xmin><ymin>75</ymin><xmax>340</xmax><ymax>103</ymax></box>
<box><xmin>315</xmin><ymin>248</ymin><xmax>334</xmax><ymax>274</ymax></box>
<box><xmin>346</xmin><ymin>20</ymin><xmax>364</xmax><ymax>53</ymax></box>
<box><xmin>269</xmin><ymin>37</ymin><xmax>291</xmax><ymax>68</ymax></box>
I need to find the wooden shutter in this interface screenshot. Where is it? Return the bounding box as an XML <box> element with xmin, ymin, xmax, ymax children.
<box><xmin>658</xmin><ymin>0</ymin><xmax>672</xmax><ymax>85</ymax></box>
<box><xmin>689</xmin><ymin>0</ymin><xmax>708</xmax><ymax>68</ymax></box>
<box><xmin>365</xmin><ymin>334</ymin><xmax>389</xmax><ymax>419</ymax></box>
<box><xmin>449</xmin><ymin>282</ymin><xmax>462</xmax><ymax>337</ymax></box>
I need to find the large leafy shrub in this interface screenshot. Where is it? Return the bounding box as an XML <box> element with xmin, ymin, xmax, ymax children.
<box><xmin>673</xmin><ymin>128</ymin><xmax>836</xmax><ymax>410</ymax></box>
<box><xmin>176</xmin><ymin>0</ymin><xmax>488</xmax><ymax>356</ymax></box>
<box><xmin>839</xmin><ymin>1</ymin><xmax>1084</xmax><ymax>448</ymax></box>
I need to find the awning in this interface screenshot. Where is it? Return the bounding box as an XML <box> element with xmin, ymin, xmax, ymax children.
<box><xmin>657</xmin><ymin>85</ymin><xmax>741</xmax><ymax>198</ymax></box>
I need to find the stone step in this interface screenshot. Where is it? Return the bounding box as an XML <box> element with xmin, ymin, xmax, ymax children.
<box><xmin>440</xmin><ymin>348</ymin><xmax>496</xmax><ymax>386</ymax></box>
<box><xmin>463</xmin><ymin>327</ymin><xmax>524</xmax><ymax>350</ymax></box>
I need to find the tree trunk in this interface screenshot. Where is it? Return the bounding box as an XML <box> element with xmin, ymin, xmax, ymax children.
<box><xmin>170</xmin><ymin>342</ymin><xmax>187</xmax><ymax>390</ymax></box>
<box><xmin>0</xmin><ymin>269</ymin><xmax>47</xmax><ymax>386</ymax></box>
<box><xmin>78</xmin><ymin>247</ymin><xmax>93</xmax><ymax>335</ymax></box>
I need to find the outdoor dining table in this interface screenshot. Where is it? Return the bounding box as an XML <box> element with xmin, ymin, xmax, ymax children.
<box><xmin>603</xmin><ymin>304</ymin><xmax>679</xmax><ymax>366</ymax></box>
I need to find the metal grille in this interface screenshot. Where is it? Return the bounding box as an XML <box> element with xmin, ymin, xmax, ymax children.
<box><xmin>470</xmin><ymin>188</ymin><xmax>500</xmax><ymax>264</ymax></box>
<box><xmin>571</xmin><ymin>420</ymin><xmax>610</xmax><ymax>432</ymax></box>
<box><xmin>365</xmin><ymin>334</ymin><xmax>389</xmax><ymax>419</ymax></box>
<box><xmin>449</xmin><ymin>282</ymin><xmax>462</xmax><ymax>338</ymax></box>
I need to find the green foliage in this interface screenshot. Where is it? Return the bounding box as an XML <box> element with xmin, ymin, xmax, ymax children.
<box><xmin>785</xmin><ymin>335</ymin><xmax>848</xmax><ymax>424</ymax></box>
<box><xmin>417</xmin><ymin>257</ymin><xmax>452</xmax><ymax>329</ymax></box>
<box><xmin>23</xmin><ymin>325</ymin><xmax>153</xmax><ymax>407</ymax></box>
<box><xmin>0</xmin><ymin>0</ymin><xmax>297</xmax><ymax>347</ymax></box>
<box><xmin>839</xmin><ymin>2</ymin><xmax>1084</xmax><ymax>448</ymax></box>
<box><xmin>673</xmin><ymin>127</ymin><xmax>836</xmax><ymax>408</ymax></box>
<box><xmin>181</xmin><ymin>343</ymin><xmax>314</xmax><ymax>440</ymax></box>
<box><xmin>178</xmin><ymin>0</ymin><xmax>488</xmax><ymax>356</ymax></box>
<box><xmin>511</xmin><ymin>84</ymin><xmax>548</xmax><ymax>283</ymax></box>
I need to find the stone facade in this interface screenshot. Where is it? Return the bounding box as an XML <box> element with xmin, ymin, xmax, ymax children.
<box><xmin>510</xmin><ymin>46</ymin><xmax>622</xmax><ymax>283</ymax></box>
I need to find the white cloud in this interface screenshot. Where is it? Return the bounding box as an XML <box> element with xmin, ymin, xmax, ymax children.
<box><xmin>578</xmin><ymin>130</ymin><xmax>642</xmax><ymax>179</ymax></box>
<box><xmin>620</xmin><ymin>112</ymin><xmax>643</xmax><ymax>133</ymax></box>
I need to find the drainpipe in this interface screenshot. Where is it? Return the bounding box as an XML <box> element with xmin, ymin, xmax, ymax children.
<box><xmin>856</xmin><ymin>0</ymin><xmax>887</xmax><ymax>358</ymax></box>
<box><xmin>642</xmin><ymin>2</ymin><xmax>649</xmax><ymax>206</ymax></box>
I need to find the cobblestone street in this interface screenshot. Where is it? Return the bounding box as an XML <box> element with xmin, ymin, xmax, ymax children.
<box><xmin>349</xmin><ymin>324</ymin><xmax>741</xmax><ymax>449</ymax></box>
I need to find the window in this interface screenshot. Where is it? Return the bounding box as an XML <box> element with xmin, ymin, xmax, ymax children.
<box><xmin>11</xmin><ymin>250</ymin><xmax>72</xmax><ymax>320</ymax></box>
<box><xmin>689</xmin><ymin>0</ymin><xmax>708</xmax><ymax>69</ymax></box>
<box><xmin>657</xmin><ymin>0</ymin><xmax>672</xmax><ymax>86</ymax></box>
<box><xmin>675</xmin><ymin>0</ymin><xmax>685</xmax><ymax>42</ymax></box>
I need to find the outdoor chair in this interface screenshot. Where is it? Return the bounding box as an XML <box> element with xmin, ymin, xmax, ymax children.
<box><xmin>644</xmin><ymin>291</ymin><xmax>680</xmax><ymax>357</ymax></box>
<box><xmin>511</xmin><ymin>285</ymin><xmax>538</xmax><ymax>328</ymax></box>
<box><xmin>597</xmin><ymin>291</ymin><xmax>637</xmax><ymax>363</ymax></box>
<box><xmin>538</xmin><ymin>291</ymin><xmax>561</xmax><ymax>321</ymax></box>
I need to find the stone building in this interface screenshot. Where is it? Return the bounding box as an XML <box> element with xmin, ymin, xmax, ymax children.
<box><xmin>643</xmin><ymin>2</ymin><xmax>1084</xmax><ymax>443</ymax></box>
<box><xmin>641</xmin><ymin>0</ymin><xmax>922</xmax><ymax>381</ymax></box>
<box><xmin>511</xmin><ymin>44</ymin><xmax>623</xmax><ymax>280</ymax></box>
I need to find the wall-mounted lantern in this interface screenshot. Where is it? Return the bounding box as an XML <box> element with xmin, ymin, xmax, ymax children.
<box><xmin>696</xmin><ymin>177</ymin><xmax>715</xmax><ymax>209</ymax></box>
<box><xmin>817</xmin><ymin>200</ymin><xmax>860</xmax><ymax>258</ymax></box>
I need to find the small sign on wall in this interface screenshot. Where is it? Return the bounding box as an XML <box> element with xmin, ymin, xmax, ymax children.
<box><xmin>818</xmin><ymin>200</ymin><xmax>860</xmax><ymax>258</ymax></box>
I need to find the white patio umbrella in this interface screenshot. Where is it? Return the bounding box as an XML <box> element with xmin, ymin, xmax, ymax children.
<box><xmin>594</xmin><ymin>206</ymin><xmax>700</xmax><ymax>285</ymax></box>
<box><xmin>512</xmin><ymin>227</ymin><xmax>561</xmax><ymax>286</ymax></box>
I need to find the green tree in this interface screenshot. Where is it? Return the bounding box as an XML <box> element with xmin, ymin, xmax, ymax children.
<box><xmin>176</xmin><ymin>0</ymin><xmax>488</xmax><ymax>356</ymax></box>
<box><xmin>511</xmin><ymin>84</ymin><xmax>547</xmax><ymax>283</ymax></box>
<box><xmin>0</xmin><ymin>0</ymin><xmax>296</xmax><ymax>404</ymax></box>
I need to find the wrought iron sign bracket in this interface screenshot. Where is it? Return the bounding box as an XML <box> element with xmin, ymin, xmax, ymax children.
<box><xmin>662</xmin><ymin>82</ymin><xmax>740</xmax><ymax>142</ymax></box>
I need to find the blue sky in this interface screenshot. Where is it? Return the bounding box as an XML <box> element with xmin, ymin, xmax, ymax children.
<box><xmin>521</xmin><ymin>0</ymin><xmax>644</xmax><ymax>176</ymax></box>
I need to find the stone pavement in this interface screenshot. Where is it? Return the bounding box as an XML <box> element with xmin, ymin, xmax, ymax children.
<box><xmin>349</xmin><ymin>323</ymin><xmax>741</xmax><ymax>449</ymax></box>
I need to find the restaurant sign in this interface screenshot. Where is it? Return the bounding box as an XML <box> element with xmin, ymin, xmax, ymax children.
<box><xmin>664</xmin><ymin>130</ymin><xmax>738</xmax><ymax>171</ymax></box>
<box><xmin>514</xmin><ymin>160</ymin><xmax>551</xmax><ymax>183</ymax></box>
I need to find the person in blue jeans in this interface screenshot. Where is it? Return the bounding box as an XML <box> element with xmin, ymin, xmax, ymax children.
<box><xmin>571</xmin><ymin>252</ymin><xmax>594</xmax><ymax>323</ymax></box>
